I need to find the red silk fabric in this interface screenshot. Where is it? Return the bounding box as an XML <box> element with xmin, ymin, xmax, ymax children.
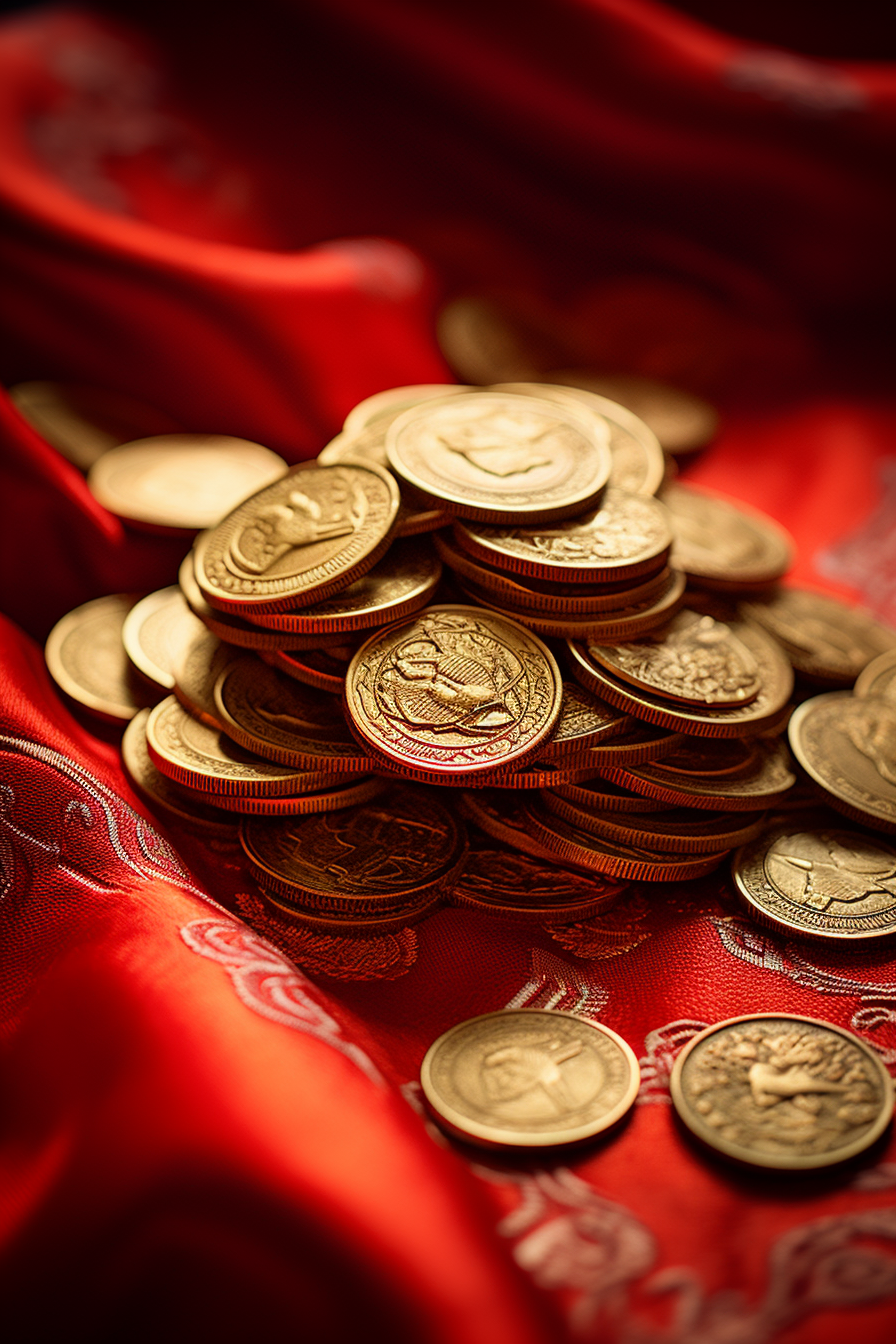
<box><xmin>1</xmin><ymin>3</ymin><xmax>896</xmax><ymax>1341</ymax></box>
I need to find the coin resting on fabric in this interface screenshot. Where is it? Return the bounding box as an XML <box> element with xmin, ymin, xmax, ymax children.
<box><xmin>45</xmin><ymin>593</ymin><xmax>157</xmax><ymax>723</ymax></box>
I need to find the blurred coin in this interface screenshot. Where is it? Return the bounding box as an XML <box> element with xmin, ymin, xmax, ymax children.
<box><xmin>345</xmin><ymin>605</ymin><xmax>562</xmax><ymax>782</ymax></box>
<box><xmin>449</xmin><ymin>847</ymin><xmax>622</xmax><ymax>921</ymax></box>
<box><xmin>436</xmin><ymin>295</ymin><xmax>566</xmax><ymax>385</ymax></box>
<box><xmin>121</xmin><ymin>709</ymin><xmax>237</xmax><ymax>835</ymax></box>
<box><xmin>195</xmin><ymin>460</ymin><xmax>400</xmax><ymax>615</ymax></box>
<box><xmin>420</xmin><ymin>1008</ymin><xmax>640</xmax><ymax>1149</ymax></box>
<box><xmin>549</xmin><ymin>371</ymin><xmax>719</xmax><ymax>455</ymax></box>
<box><xmin>606</xmin><ymin>735</ymin><xmax>796</xmax><ymax>812</ymax></box>
<box><xmin>122</xmin><ymin>586</ymin><xmax>208</xmax><ymax>692</ymax></box>
<box><xmin>541</xmin><ymin>791</ymin><xmax>764</xmax><ymax>855</ymax></box>
<box><xmin>88</xmin><ymin>433</ymin><xmax>287</xmax><ymax>533</ymax></box>
<box><xmin>45</xmin><ymin>593</ymin><xmax>155</xmax><ymax>723</ymax></box>
<box><xmin>670</xmin><ymin>1014</ymin><xmax>894</xmax><ymax>1169</ymax></box>
<box><xmin>386</xmin><ymin>393</ymin><xmax>611</xmax><ymax>525</ymax></box>
<box><xmin>734</xmin><ymin>820</ymin><xmax>896</xmax><ymax>942</ymax></box>
<box><xmin>663</xmin><ymin>483</ymin><xmax>793</xmax><ymax>588</ymax></box>
<box><xmin>343</xmin><ymin>383</ymin><xmax>471</xmax><ymax>433</ymax></box>
<box><xmin>9</xmin><ymin>380</ymin><xmax>179</xmax><ymax>471</ymax></box>
<box><xmin>855</xmin><ymin>648</ymin><xmax>896</xmax><ymax>702</ymax></box>
<box><xmin>742</xmin><ymin>587</ymin><xmax>896</xmax><ymax>686</ymax></box>
<box><xmin>788</xmin><ymin>691</ymin><xmax>896</xmax><ymax>834</ymax></box>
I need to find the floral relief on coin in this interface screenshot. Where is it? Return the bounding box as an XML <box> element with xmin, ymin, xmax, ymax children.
<box><xmin>592</xmin><ymin>611</ymin><xmax>762</xmax><ymax>707</ymax></box>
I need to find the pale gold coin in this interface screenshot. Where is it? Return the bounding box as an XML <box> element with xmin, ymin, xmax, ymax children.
<box><xmin>490</xmin><ymin>381</ymin><xmax>665</xmax><ymax>496</ymax></box>
<box><xmin>122</xmin><ymin>586</ymin><xmax>208</xmax><ymax>692</ymax></box>
<box><xmin>539</xmin><ymin>682</ymin><xmax>630</xmax><ymax>762</ymax></box>
<box><xmin>146</xmin><ymin>696</ymin><xmax>332</xmax><ymax>797</ymax></box>
<box><xmin>344</xmin><ymin>604</ymin><xmax>563</xmax><ymax>781</ymax></box>
<box><xmin>855</xmin><ymin>648</ymin><xmax>896</xmax><ymax>702</ymax></box>
<box><xmin>319</xmin><ymin>421</ymin><xmax>451</xmax><ymax>536</ymax></box>
<box><xmin>121</xmin><ymin>709</ymin><xmax>236</xmax><ymax>835</ymax></box>
<box><xmin>670</xmin><ymin>1014</ymin><xmax>894</xmax><ymax>1169</ymax></box>
<box><xmin>663</xmin><ymin>483</ymin><xmax>794</xmax><ymax>588</ymax></box>
<box><xmin>734</xmin><ymin>821</ymin><xmax>896</xmax><ymax>942</ymax></box>
<box><xmin>549</xmin><ymin>371</ymin><xmax>719</xmax><ymax>455</ymax></box>
<box><xmin>420</xmin><ymin>1008</ymin><xmax>640</xmax><ymax>1149</ymax></box>
<box><xmin>9</xmin><ymin>380</ymin><xmax>179</xmax><ymax>471</ymax></box>
<box><xmin>386</xmin><ymin>392</ymin><xmax>611</xmax><ymax>524</ymax></box>
<box><xmin>742</xmin><ymin>588</ymin><xmax>896</xmax><ymax>686</ymax></box>
<box><xmin>452</xmin><ymin>487</ymin><xmax>672</xmax><ymax>584</ymax></box>
<box><xmin>45</xmin><ymin>593</ymin><xmax>156</xmax><ymax>723</ymax></box>
<box><xmin>195</xmin><ymin>460</ymin><xmax>400</xmax><ymax>614</ymax></box>
<box><xmin>788</xmin><ymin>691</ymin><xmax>896</xmax><ymax>833</ymax></box>
<box><xmin>436</xmin><ymin>295</ymin><xmax>565</xmax><ymax>385</ymax></box>
<box><xmin>342</xmin><ymin>383</ymin><xmax>471</xmax><ymax>434</ymax></box>
<box><xmin>172</xmin><ymin>624</ymin><xmax>241</xmax><ymax>728</ymax></box>
<box><xmin>87</xmin><ymin>434</ymin><xmax>287</xmax><ymax>532</ymax></box>
<box><xmin>214</xmin><ymin>655</ymin><xmax>372</xmax><ymax>773</ymax></box>
<box><xmin>608</xmin><ymin>735</ymin><xmax>796</xmax><ymax>812</ymax></box>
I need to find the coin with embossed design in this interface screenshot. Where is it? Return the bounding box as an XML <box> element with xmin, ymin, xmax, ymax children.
<box><xmin>606</xmin><ymin>735</ymin><xmax>796</xmax><ymax>811</ymax></box>
<box><xmin>122</xmin><ymin>586</ymin><xmax>209</xmax><ymax>692</ymax></box>
<box><xmin>343</xmin><ymin>384</ymin><xmax>471</xmax><ymax>434</ymax></box>
<box><xmin>386</xmin><ymin>393</ymin><xmax>611</xmax><ymax>524</ymax></box>
<box><xmin>122</xmin><ymin>709</ymin><xmax>236</xmax><ymax>834</ymax></box>
<box><xmin>670</xmin><ymin>1014</ymin><xmax>894</xmax><ymax>1169</ymax></box>
<box><xmin>45</xmin><ymin>593</ymin><xmax>157</xmax><ymax>723</ymax></box>
<box><xmin>195</xmin><ymin>460</ymin><xmax>400</xmax><ymax>614</ymax></box>
<box><xmin>663</xmin><ymin>483</ymin><xmax>793</xmax><ymax>588</ymax></box>
<box><xmin>345</xmin><ymin>605</ymin><xmax>562</xmax><ymax>781</ymax></box>
<box><xmin>855</xmin><ymin>649</ymin><xmax>896</xmax><ymax>702</ymax></box>
<box><xmin>734</xmin><ymin>822</ymin><xmax>896</xmax><ymax>942</ymax></box>
<box><xmin>172</xmin><ymin>625</ymin><xmax>240</xmax><ymax>728</ymax></box>
<box><xmin>9</xmin><ymin>380</ymin><xmax>180</xmax><ymax>471</ymax></box>
<box><xmin>742</xmin><ymin>588</ymin><xmax>896</xmax><ymax>686</ymax></box>
<box><xmin>548</xmin><ymin>371</ymin><xmax>719</xmax><ymax>456</ymax></box>
<box><xmin>420</xmin><ymin>1009</ymin><xmax>640</xmax><ymax>1149</ymax></box>
<box><xmin>788</xmin><ymin>692</ymin><xmax>896</xmax><ymax>833</ymax></box>
<box><xmin>318</xmin><ymin>419</ymin><xmax>452</xmax><ymax>536</ymax></box>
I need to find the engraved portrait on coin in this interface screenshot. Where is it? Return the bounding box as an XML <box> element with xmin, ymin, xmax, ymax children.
<box><xmin>670</xmin><ymin>1015</ymin><xmax>894</xmax><ymax>1168</ymax></box>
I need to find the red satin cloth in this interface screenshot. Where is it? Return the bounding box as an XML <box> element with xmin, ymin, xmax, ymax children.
<box><xmin>1</xmin><ymin>3</ymin><xmax>896</xmax><ymax>1341</ymax></box>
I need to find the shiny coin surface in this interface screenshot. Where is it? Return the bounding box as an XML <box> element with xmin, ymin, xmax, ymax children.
<box><xmin>195</xmin><ymin>461</ymin><xmax>400</xmax><ymax>614</ymax></box>
<box><xmin>670</xmin><ymin>1014</ymin><xmax>894</xmax><ymax>1169</ymax></box>
<box><xmin>453</xmin><ymin>487</ymin><xmax>672</xmax><ymax>584</ymax></box>
<box><xmin>45</xmin><ymin>593</ymin><xmax>155</xmax><ymax>723</ymax></box>
<box><xmin>855</xmin><ymin>648</ymin><xmax>896</xmax><ymax>702</ymax></box>
<box><xmin>178</xmin><ymin>551</ymin><xmax>297</xmax><ymax>651</ymax></box>
<box><xmin>570</xmin><ymin>722</ymin><xmax>684</xmax><ymax>768</ymax></box>
<box><xmin>122</xmin><ymin>709</ymin><xmax>237</xmax><ymax>834</ymax></box>
<box><xmin>343</xmin><ymin>383</ymin><xmax>470</xmax><ymax>434</ymax></box>
<box><xmin>122</xmin><ymin>586</ymin><xmax>208</xmax><ymax>692</ymax></box>
<box><xmin>734</xmin><ymin>821</ymin><xmax>896</xmax><ymax>942</ymax></box>
<box><xmin>172</xmin><ymin>625</ymin><xmax>239</xmax><ymax>728</ymax></box>
<box><xmin>214</xmin><ymin>655</ymin><xmax>371</xmax><ymax>773</ymax></box>
<box><xmin>9</xmin><ymin>380</ymin><xmax>179</xmax><ymax>471</ymax></box>
<box><xmin>551</xmin><ymin>778</ymin><xmax>667</xmax><ymax>814</ymax></box>
<box><xmin>542</xmin><ymin>792</ymin><xmax>764</xmax><ymax>854</ymax></box>
<box><xmin>549</xmin><ymin>371</ymin><xmax>719</xmax><ymax>455</ymax></box>
<box><xmin>742</xmin><ymin>588</ymin><xmax>896</xmax><ymax>686</ymax></box>
<box><xmin>450</xmin><ymin>847</ymin><xmax>622</xmax><ymax>921</ymax></box>
<box><xmin>261</xmin><ymin>885</ymin><xmax>442</xmax><ymax>935</ymax></box>
<box><xmin>420</xmin><ymin>1009</ymin><xmax>640</xmax><ymax>1149</ymax></box>
<box><xmin>261</xmin><ymin>647</ymin><xmax>351</xmax><ymax>695</ymax></box>
<box><xmin>522</xmin><ymin>803</ymin><xmax>727</xmax><ymax>880</ymax></box>
<box><xmin>344</xmin><ymin>605</ymin><xmax>562</xmax><ymax>781</ymax></box>
<box><xmin>178</xmin><ymin>773</ymin><xmax>386</xmax><ymax>816</ymax></box>
<box><xmin>386</xmin><ymin>392</ymin><xmax>611</xmax><ymax>524</ymax></box>
<box><xmin>319</xmin><ymin>419</ymin><xmax>452</xmax><ymax>536</ymax></box>
<box><xmin>663</xmin><ymin>483</ymin><xmax>793</xmax><ymax>588</ymax></box>
<box><xmin>608</xmin><ymin>735</ymin><xmax>796</xmax><ymax>812</ymax></box>
<box><xmin>539</xmin><ymin>682</ymin><xmax>630</xmax><ymax>762</ymax></box>
<box><xmin>788</xmin><ymin>692</ymin><xmax>896</xmax><ymax>833</ymax></box>
<box><xmin>240</xmin><ymin>785</ymin><xmax>468</xmax><ymax>913</ymax></box>
<box><xmin>87</xmin><ymin>433</ymin><xmax>287</xmax><ymax>532</ymax></box>
<box><xmin>146</xmin><ymin>695</ymin><xmax>330</xmax><ymax>796</ymax></box>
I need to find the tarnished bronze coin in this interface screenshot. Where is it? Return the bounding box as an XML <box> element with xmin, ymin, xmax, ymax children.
<box><xmin>239</xmin><ymin>541</ymin><xmax>441</xmax><ymax>634</ymax></box>
<box><xmin>146</xmin><ymin>696</ymin><xmax>332</xmax><ymax>797</ymax></box>
<box><xmin>214</xmin><ymin>655</ymin><xmax>372</xmax><ymax>773</ymax></box>
<box><xmin>549</xmin><ymin>371</ymin><xmax>719</xmax><ymax>456</ymax></box>
<box><xmin>491</xmin><ymin>381</ymin><xmax>665</xmax><ymax>496</ymax></box>
<box><xmin>734</xmin><ymin>821</ymin><xmax>896</xmax><ymax>942</ymax></box>
<box><xmin>788</xmin><ymin>691</ymin><xmax>896</xmax><ymax>834</ymax></box>
<box><xmin>607</xmin><ymin>735</ymin><xmax>796</xmax><ymax>812</ymax></box>
<box><xmin>538</xmin><ymin>682</ymin><xmax>630</xmax><ymax>762</ymax></box>
<box><xmin>177</xmin><ymin>773</ymin><xmax>387</xmax><ymax>816</ymax></box>
<box><xmin>386</xmin><ymin>392</ymin><xmax>611</xmax><ymax>525</ymax></box>
<box><xmin>121</xmin><ymin>709</ymin><xmax>236</xmax><ymax>835</ymax></box>
<box><xmin>87</xmin><ymin>433</ymin><xmax>287</xmax><ymax>533</ymax></box>
<box><xmin>344</xmin><ymin>605</ymin><xmax>562</xmax><ymax>782</ymax></box>
<box><xmin>670</xmin><ymin>1014</ymin><xmax>894</xmax><ymax>1169</ymax></box>
<box><xmin>122</xmin><ymin>586</ymin><xmax>208</xmax><ymax>692</ymax></box>
<box><xmin>742</xmin><ymin>588</ymin><xmax>896</xmax><ymax>686</ymax></box>
<box><xmin>452</xmin><ymin>487</ymin><xmax>672</xmax><ymax>584</ymax></box>
<box><xmin>450</xmin><ymin>847</ymin><xmax>622</xmax><ymax>922</ymax></box>
<box><xmin>856</xmin><ymin>648</ymin><xmax>896</xmax><ymax>702</ymax></box>
<box><xmin>663</xmin><ymin>483</ymin><xmax>793</xmax><ymax>588</ymax></box>
<box><xmin>45</xmin><ymin>593</ymin><xmax>156</xmax><ymax>723</ymax></box>
<box><xmin>420</xmin><ymin>1008</ymin><xmax>640</xmax><ymax>1149</ymax></box>
<box><xmin>541</xmin><ymin>791</ymin><xmax>764</xmax><ymax>855</ymax></box>
<box><xmin>240</xmin><ymin>785</ymin><xmax>468</xmax><ymax>913</ymax></box>
<box><xmin>9</xmin><ymin>380</ymin><xmax>179</xmax><ymax>471</ymax></box>
<box><xmin>195</xmin><ymin>460</ymin><xmax>400</xmax><ymax>614</ymax></box>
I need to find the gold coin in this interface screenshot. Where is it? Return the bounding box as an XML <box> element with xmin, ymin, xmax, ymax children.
<box><xmin>607</xmin><ymin>735</ymin><xmax>796</xmax><ymax>812</ymax></box>
<box><xmin>260</xmin><ymin>647</ymin><xmax>351</xmax><ymax>695</ymax></box>
<box><xmin>343</xmin><ymin>383</ymin><xmax>471</xmax><ymax>434</ymax></box>
<box><xmin>261</xmin><ymin>886</ymin><xmax>442</xmax><ymax>935</ymax></box>
<box><xmin>240</xmin><ymin>785</ymin><xmax>468</xmax><ymax>913</ymax></box>
<box><xmin>174</xmin><ymin>773</ymin><xmax>386</xmax><ymax>816</ymax></box>
<box><xmin>663</xmin><ymin>483</ymin><xmax>794</xmax><ymax>588</ymax></box>
<box><xmin>420</xmin><ymin>1008</ymin><xmax>640</xmax><ymax>1149</ymax></box>
<box><xmin>568</xmin><ymin>613</ymin><xmax>793</xmax><ymax>739</ymax></box>
<box><xmin>344</xmin><ymin>604</ymin><xmax>563</xmax><ymax>782</ymax></box>
<box><xmin>452</xmin><ymin>487</ymin><xmax>672</xmax><ymax>584</ymax></box>
<box><xmin>122</xmin><ymin>586</ymin><xmax>208</xmax><ymax>692</ymax></box>
<box><xmin>540</xmin><ymin>791</ymin><xmax>764</xmax><ymax>855</ymax></box>
<box><xmin>146</xmin><ymin>696</ymin><xmax>327</xmax><ymax>797</ymax></box>
<box><xmin>214</xmin><ymin>655</ymin><xmax>372</xmax><ymax>774</ymax></box>
<box><xmin>522</xmin><ymin>802</ymin><xmax>728</xmax><ymax>881</ymax></box>
<box><xmin>9</xmin><ymin>380</ymin><xmax>179</xmax><ymax>471</ymax></box>
<box><xmin>319</xmin><ymin>421</ymin><xmax>451</xmax><ymax>536</ymax></box>
<box><xmin>855</xmin><ymin>648</ymin><xmax>896</xmax><ymax>702</ymax></box>
<box><xmin>490</xmin><ymin>381</ymin><xmax>665</xmax><ymax>496</ymax></box>
<box><xmin>550</xmin><ymin>778</ymin><xmax>667</xmax><ymax>814</ymax></box>
<box><xmin>788</xmin><ymin>691</ymin><xmax>896</xmax><ymax>833</ymax></box>
<box><xmin>238</xmin><ymin>541</ymin><xmax>442</xmax><ymax>634</ymax></box>
<box><xmin>483</xmin><ymin>760</ymin><xmax>609</xmax><ymax>790</ymax></box>
<box><xmin>459</xmin><ymin>789</ymin><xmax>582</xmax><ymax>866</ymax></box>
<box><xmin>386</xmin><ymin>392</ymin><xmax>611</xmax><ymax>524</ymax></box>
<box><xmin>449</xmin><ymin>847</ymin><xmax>622</xmax><ymax>922</ymax></box>
<box><xmin>195</xmin><ymin>460</ymin><xmax>400</xmax><ymax>614</ymax></box>
<box><xmin>178</xmin><ymin>551</ymin><xmax>296</xmax><ymax>651</ymax></box>
<box><xmin>436</xmin><ymin>295</ymin><xmax>565</xmax><ymax>385</ymax></box>
<box><xmin>87</xmin><ymin>433</ymin><xmax>287</xmax><ymax>532</ymax></box>
<box><xmin>734</xmin><ymin>820</ymin><xmax>896</xmax><ymax>942</ymax></box>
<box><xmin>45</xmin><ymin>593</ymin><xmax>156</xmax><ymax>723</ymax></box>
<box><xmin>743</xmin><ymin>588</ymin><xmax>896</xmax><ymax>686</ymax></box>
<box><xmin>572</xmin><ymin>722</ymin><xmax>685</xmax><ymax>768</ymax></box>
<box><xmin>121</xmin><ymin>709</ymin><xmax>237</xmax><ymax>835</ymax></box>
<box><xmin>538</xmin><ymin>682</ymin><xmax>631</xmax><ymax>762</ymax></box>
<box><xmin>171</xmin><ymin>625</ymin><xmax>240</xmax><ymax>728</ymax></box>
<box><xmin>670</xmin><ymin>1014</ymin><xmax>894</xmax><ymax>1169</ymax></box>
<box><xmin>548</xmin><ymin>371</ymin><xmax>719</xmax><ymax>455</ymax></box>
